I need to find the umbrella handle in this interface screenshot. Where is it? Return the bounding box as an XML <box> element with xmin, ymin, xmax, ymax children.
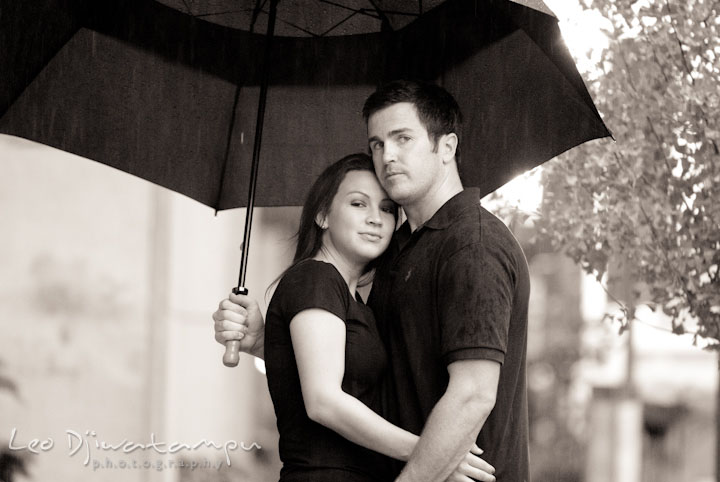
<box><xmin>222</xmin><ymin>286</ymin><xmax>249</xmax><ymax>367</ymax></box>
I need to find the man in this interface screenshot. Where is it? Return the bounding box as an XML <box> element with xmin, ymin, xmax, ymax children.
<box><xmin>214</xmin><ymin>80</ymin><xmax>530</xmax><ymax>481</ymax></box>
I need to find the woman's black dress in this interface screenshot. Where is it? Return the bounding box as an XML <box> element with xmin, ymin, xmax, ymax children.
<box><xmin>264</xmin><ymin>259</ymin><xmax>392</xmax><ymax>482</ymax></box>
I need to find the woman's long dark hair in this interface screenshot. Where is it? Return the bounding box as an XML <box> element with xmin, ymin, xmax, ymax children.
<box><xmin>267</xmin><ymin>153</ymin><xmax>397</xmax><ymax>298</ymax></box>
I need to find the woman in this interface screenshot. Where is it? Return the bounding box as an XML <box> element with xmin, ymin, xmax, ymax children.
<box><xmin>214</xmin><ymin>154</ymin><xmax>489</xmax><ymax>481</ymax></box>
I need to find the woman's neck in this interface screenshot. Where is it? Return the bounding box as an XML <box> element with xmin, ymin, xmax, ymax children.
<box><xmin>314</xmin><ymin>247</ymin><xmax>364</xmax><ymax>297</ymax></box>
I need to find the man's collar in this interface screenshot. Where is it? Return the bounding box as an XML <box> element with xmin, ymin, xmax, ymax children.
<box><xmin>395</xmin><ymin>188</ymin><xmax>481</xmax><ymax>243</ymax></box>
<box><xmin>420</xmin><ymin>187</ymin><xmax>481</xmax><ymax>230</ymax></box>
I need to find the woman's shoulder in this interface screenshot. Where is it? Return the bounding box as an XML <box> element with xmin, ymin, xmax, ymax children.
<box><xmin>281</xmin><ymin>258</ymin><xmax>345</xmax><ymax>287</ymax></box>
<box><xmin>272</xmin><ymin>259</ymin><xmax>351</xmax><ymax>320</ymax></box>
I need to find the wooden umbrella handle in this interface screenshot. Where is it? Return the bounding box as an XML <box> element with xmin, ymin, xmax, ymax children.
<box><xmin>223</xmin><ymin>286</ymin><xmax>249</xmax><ymax>367</ymax></box>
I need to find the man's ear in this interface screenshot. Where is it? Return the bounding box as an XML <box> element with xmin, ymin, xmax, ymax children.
<box><xmin>439</xmin><ymin>133</ymin><xmax>458</xmax><ymax>164</ymax></box>
<box><xmin>315</xmin><ymin>212</ymin><xmax>328</xmax><ymax>230</ymax></box>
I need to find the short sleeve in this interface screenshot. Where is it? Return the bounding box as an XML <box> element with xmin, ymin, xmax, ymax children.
<box><xmin>276</xmin><ymin>261</ymin><xmax>351</xmax><ymax>324</ymax></box>
<box><xmin>438</xmin><ymin>240</ymin><xmax>515</xmax><ymax>366</ymax></box>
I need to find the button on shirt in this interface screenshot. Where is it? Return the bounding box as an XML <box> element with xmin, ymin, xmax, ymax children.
<box><xmin>369</xmin><ymin>188</ymin><xmax>530</xmax><ymax>481</ymax></box>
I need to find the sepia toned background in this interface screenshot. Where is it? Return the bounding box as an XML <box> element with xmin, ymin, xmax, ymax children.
<box><xmin>2</xmin><ymin>0</ymin><xmax>718</xmax><ymax>481</ymax></box>
<box><xmin>1</xmin><ymin>132</ymin><xmax>716</xmax><ymax>482</ymax></box>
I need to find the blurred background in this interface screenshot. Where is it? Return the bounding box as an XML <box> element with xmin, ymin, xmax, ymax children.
<box><xmin>1</xmin><ymin>0</ymin><xmax>718</xmax><ymax>481</ymax></box>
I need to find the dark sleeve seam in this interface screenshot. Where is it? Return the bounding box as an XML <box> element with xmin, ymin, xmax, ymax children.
<box><xmin>440</xmin><ymin>240</ymin><xmax>485</xmax><ymax>269</ymax></box>
<box><xmin>443</xmin><ymin>347</ymin><xmax>505</xmax><ymax>366</ymax></box>
<box><xmin>440</xmin><ymin>207</ymin><xmax>484</xmax><ymax>261</ymax></box>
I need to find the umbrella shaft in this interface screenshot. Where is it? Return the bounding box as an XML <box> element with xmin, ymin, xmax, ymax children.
<box><xmin>238</xmin><ymin>0</ymin><xmax>279</xmax><ymax>289</ymax></box>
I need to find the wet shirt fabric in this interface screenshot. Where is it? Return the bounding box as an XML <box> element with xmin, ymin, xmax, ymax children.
<box><xmin>264</xmin><ymin>259</ymin><xmax>392</xmax><ymax>482</ymax></box>
<box><xmin>369</xmin><ymin>188</ymin><xmax>530</xmax><ymax>481</ymax></box>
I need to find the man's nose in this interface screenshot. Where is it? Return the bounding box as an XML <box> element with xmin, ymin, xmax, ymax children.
<box><xmin>381</xmin><ymin>142</ymin><xmax>397</xmax><ymax>164</ymax></box>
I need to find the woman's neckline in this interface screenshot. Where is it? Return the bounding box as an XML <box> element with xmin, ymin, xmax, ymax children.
<box><xmin>299</xmin><ymin>258</ymin><xmax>364</xmax><ymax>303</ymax></box>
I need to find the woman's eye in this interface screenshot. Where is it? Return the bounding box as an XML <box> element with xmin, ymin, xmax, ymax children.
<box><xmin>381</xmin><ymin>206</ymin><xmax>395</xmax><ymax>214</ymax></box>
<box><xmin>351</xmin><ymin>201</ymin><xmax>365</xmax><ymax>207</ymax></box>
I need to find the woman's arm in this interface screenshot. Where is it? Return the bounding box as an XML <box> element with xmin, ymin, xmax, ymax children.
<box><xmin>290</xmin><ymin>308</ymin><xmax>417</xmax><ymax>461</ymax></box>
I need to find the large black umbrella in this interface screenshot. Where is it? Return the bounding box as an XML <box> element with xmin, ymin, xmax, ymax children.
<box><xmin>0</xmin><ymin>0</ymin><xmax>610</xmax><ymax>364</ymax></box>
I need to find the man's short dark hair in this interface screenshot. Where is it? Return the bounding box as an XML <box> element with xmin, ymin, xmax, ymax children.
<box><xmin>362</xmin><ymin>80</ymin><xmax>463</xmax><ymax>161</ymax></box>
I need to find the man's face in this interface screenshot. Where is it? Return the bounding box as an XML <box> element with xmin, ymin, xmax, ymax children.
<box><xmin>367</xmin><ymin>102</ymin><xmax>444</xmax><ymax>207</ymax></box>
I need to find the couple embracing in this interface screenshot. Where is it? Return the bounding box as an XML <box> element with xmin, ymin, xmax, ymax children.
<box><xmin>213</xmin><ymin>80</ymin><xmax>530</xmax><ymax>482</ymax></box>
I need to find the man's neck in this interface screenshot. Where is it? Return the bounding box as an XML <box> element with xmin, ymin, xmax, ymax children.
<box><xmin>404</xmin><ymin>174</ymin><xmax>463</xmax><ymax>231</ymax></box>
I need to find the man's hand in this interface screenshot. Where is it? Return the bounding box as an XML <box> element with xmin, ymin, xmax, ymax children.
<box><xmin>212</xmin><ymin>292</ymin><xmax>265</xmax><ymax>359</ymax></box>
<box><xmin>445</xmin><ymin>445</ymin><xmax>496</xmax><ymax>482</ymax></box>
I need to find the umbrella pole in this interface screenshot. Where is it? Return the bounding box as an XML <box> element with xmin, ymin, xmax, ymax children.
<box><xmin>224</xmin><ymin>0</ymin><xmax>279</xmax><ymax>367</ymax></box>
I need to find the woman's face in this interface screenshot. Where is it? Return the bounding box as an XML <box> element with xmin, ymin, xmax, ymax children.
<box><xmin>320</xmin><ymin>170</ymin><xmax>396</xmax><ymax>266</ymax></box>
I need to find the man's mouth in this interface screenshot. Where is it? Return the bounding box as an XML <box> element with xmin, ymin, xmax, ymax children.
<box><xmin>385</xmin><ymin>171</ymin><xmax>404</xmax><ymax>180</ymax></box>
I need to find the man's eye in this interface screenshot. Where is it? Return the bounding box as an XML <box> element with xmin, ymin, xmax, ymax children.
<box><xmin>398</xmin><ymin>136</ymin><xmax>411</xmax><ymax>144</ymax></box>
<box><xmin>370</xmin><ymin>142</ymin><xmax>383</xmax><ymax>151</ymax></box>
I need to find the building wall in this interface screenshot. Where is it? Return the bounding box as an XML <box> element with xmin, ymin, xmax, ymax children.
<box><xmin>1</xmin><ymin>135</ymin><xmax>154</xmax><ymax>482</ymax></box>
<box><xmin>0</xmin><ymin>135</ymin><xmax>289</xmax><ymax>482</ymax></box>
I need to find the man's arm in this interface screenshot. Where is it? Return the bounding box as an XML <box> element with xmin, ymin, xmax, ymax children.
<box><xmin>407</xmin><ymin>232</ymin><xmax>515</xmax><ymax>481</ymax></box>
<box><xmin>397</xmin><ymin>359</ymin><xmax>500</xmax><ymax>482</ymax></box>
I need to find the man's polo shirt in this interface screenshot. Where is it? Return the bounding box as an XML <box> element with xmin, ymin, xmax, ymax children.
<box><xmin>369</xmin><ymin>187</ymin><xmax>530</xmax><ymax>481</ymax></box>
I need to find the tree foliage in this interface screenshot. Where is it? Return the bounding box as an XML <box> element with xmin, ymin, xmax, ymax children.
<box><xmin>538</xmin><ymin>0</ymin><xmax>720</xmax><ymax>346</ymax></box>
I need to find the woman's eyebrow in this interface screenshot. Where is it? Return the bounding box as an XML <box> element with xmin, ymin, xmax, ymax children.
<box><xmin>345</xmin><ymin>191</ymin><xmax>370</xmax><ymax>197</ymax></box>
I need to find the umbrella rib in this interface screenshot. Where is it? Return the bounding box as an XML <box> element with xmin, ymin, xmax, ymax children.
<box><xmin>194</xmin><ymin>8</ymin><xmax>256</xmax><ymax>20</ymax></box>
<box><xmin>318</xmin><ymin>0</ymin><xmax>381</xmax><ymax>19</ymax></box>
<box><xmin>318</xmin><ymin>1</ymin><xmax>419</xmax><ymax>18</ymax></box>
<box><xmin>276</xmin><ymin>18</ymin><xmax>323</xmax><ymax>37</ymax></box>
<box><xmin>362</xmin><ymin>8</ymin><xmax>419</xmax><ymax>17</ymax></box>
<box><xmin>510</xmin><ymin>17</ymin><xmax>602</xmax><ymax>119</ymax></box>
<box><xmin>179</xmin><ymin>0</ymin><xmax>193</xmax><ymax>15</ymax></box>
<box><xmin>250</xmin><ymin>0</ymin><xmax>270</xmax><ymax>33</ymax></box>
<box><xmin>362</xmin><ymin>8</ymin><xmax>419</xmax><ymax>16</ymax></box>
<box><xmin>366</xmin><ymin>0</ymin><xmax>394</xmax><ymax>31</ymax></box>
<box><xmin>319</xmin><ymin>11</ymin><xmax>364</xmax><ymax>36</ymax></box>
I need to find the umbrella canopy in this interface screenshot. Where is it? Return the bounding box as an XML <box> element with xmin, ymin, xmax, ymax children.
<box><xmin>0</xmin><ymin>0</ymin><xmax>610</xmax><ymax>211</ymax></box>
<box><xmin>1</xmin><ymin>0</ymin><xmax>611</xmax><ymax>366</ymax></box>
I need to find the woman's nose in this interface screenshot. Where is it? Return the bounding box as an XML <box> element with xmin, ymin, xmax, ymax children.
<box><xmin>367</xmin><ymin>208</ymin><xmax>382</xmax><ymax>225</ymax></box>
